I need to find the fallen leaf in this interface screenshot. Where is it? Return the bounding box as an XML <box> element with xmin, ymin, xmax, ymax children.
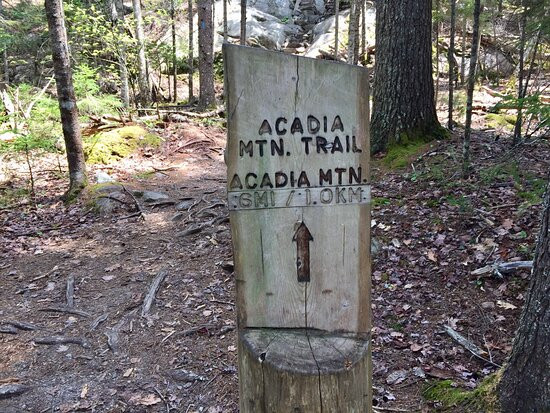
<box><xmin>497</xmin><ymin>300</ymin><xmax>517</xmax><ymax>310</ymax></box>
<box><xmin>427</xmin><ymin>250</ymin><xmax>437</xmax><ymax>262</ymax></box>
<box><xmin>386</xmin><ymin>369</ymin><xmax>408</xmax><ymax>385</ymax></box>
<box><xmin>410</xmin><ymin>343</ymin><xmax>422</xmax><ymax>352</ymax></box>
<box><xmin>80</xmin><ymin>383</ymin><xmax>88</xmax><ymax>399</ymax></box>
<box><xmin>123</xmin><ymin>368</ymin><xmax>134</xmax><ymax>377</ymax></box>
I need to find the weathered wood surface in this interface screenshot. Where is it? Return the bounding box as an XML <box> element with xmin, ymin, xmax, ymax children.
<box><xmin>224</xmin><ymin>44</ymin><xmax>371</xmax><ymax>334</ymax></box>
<box><xmin>239</xmin><ymin>328</ymin><xmax>371</xmax><ymax>412</ymax></box>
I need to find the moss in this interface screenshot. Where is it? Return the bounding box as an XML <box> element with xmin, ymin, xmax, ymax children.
<box><xmin>384</xmin><ymin>140</ymin><xmax>428</xmax><ymax>169</ymax></box>
<box><xmin>485</xmin><ymin>113</ymin><xmax>517</xmax><ymax>131</ymax></box>
<box><xmin>84</xmin><ymin>126</ymin><xmax>162</xmax><ymax>164</ymax></box>
<box><xmin>372</xmin><ymin>197</ymin><xmax>391</xmax><ymax>207</ymax></box>
<box><xmin>0</xmin><ymin>187</ymin><xmax>29</xmax><ymax>207</ymax></box>
<box><xmin>423</xmin><ymin>373</ymin><xmax>501</xmax><ymax>412</ymax></box>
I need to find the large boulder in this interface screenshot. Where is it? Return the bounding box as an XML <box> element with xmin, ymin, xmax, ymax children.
<box><xmin>304</xmin><ymin>5</ymin><xmax>375</xmax><ymax>59</ymax></box>
<box><xmin>479</xmin><ymin>46</ymin><xmax>515</xmax><ymax>77</ymax></box>
<box><xmin>222</xmin><ymin>8</ymin><xmax>302</xmax><ymax>50</ymax></box>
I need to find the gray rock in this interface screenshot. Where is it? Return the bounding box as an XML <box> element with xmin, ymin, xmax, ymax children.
<box><xmin>139</xmin><ymin>190</ymin><xmax>171</xmax><ymax>203</ymax></box>
<box><xmin>175</xmin><ymin>199</ymin><xmax>195</xmax><ymax>211</ymax></box>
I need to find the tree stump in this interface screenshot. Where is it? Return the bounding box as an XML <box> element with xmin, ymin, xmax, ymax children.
<box><xmin>239</xmin><ymin>329</ymin><xmax>371</xmax><ymax>412</ymax></box>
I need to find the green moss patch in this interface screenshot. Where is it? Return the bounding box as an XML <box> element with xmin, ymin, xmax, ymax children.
<box><xmin>84</xmin><ymin>126</ymin><xmax>162</xmax><ymax>164</ymax></box>
<box><xmin>485</xmin><ymin>113</ymin><xmax>516</xmax><ymax>131</ymax></box>
<box><xmin>423</xmin><ymin>374</ymin><xmax>500</xmax><ymax>412</ymax></box>
<box><xmin>0</xmin><ymin>187</ymin><xmax>30</xmax><ymax>208</ymax></box>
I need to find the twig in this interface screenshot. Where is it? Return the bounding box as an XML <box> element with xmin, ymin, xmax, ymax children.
<box><xmin>444</xmin><ymin>325</ymin><xmax>501</xmax><ymax>368</ymax></box>
<box><xmin>66</xmin><ymin>275</ymin><xmax>74</xmax><ymax>308</ymax></box>
<box><xmin>472</xmin><ymin>261</ymin><xmax>533</xmax><ymax>278</ymax></box>
<box><xmin>141</xmin><ymin>269</ymin><xmax>168</xmax><ymax>317</ymax></box>
<box><xmin>154</xmin><ymin>387</ymin><xmax>170</xmax><ymax>413</ymax></box>
<box><xmin>39</xmin><ymin>306</ymin><xmax>91</xmax><ymax>318</ymax></box>
<box><xmin>121</xmin><ymin>185</ymin><xmax>145</xmax><ymax>221</ymax></box>
<box><xmin>0</xmin><ymin>384</ymin><xmax>30</xmax><ymax>399</ymax></box>
<box><xmin>0</xmin><ymin>325</ymin><xmax>18</xmax><ymax>334</ymax></box>
<box><xmin>90</xmin><ymin>314</ymin><xmax>108</xmax><ymax>330</ymax></box>
<box><xmin>33</xmin><ymin>336</ymin><xmax>90</xmax><ymax>348</ymax></box>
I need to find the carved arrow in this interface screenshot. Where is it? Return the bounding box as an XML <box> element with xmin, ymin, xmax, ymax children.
<box><xmin>293</xmin><ymin>222</ymin><xmax>313</xmax><ymax>283</ymax></box>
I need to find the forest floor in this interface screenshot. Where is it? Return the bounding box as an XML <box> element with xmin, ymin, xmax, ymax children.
<box><xmin>0</xmin><ymin>103</ymin><xmax>549</xmax><ymax>412</ymax></box>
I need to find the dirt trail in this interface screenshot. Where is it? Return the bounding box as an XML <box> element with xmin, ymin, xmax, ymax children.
<box><xmin>1</xmin><ymin>119</ymin><xmax>548</xmax><ymax>412</ymax></box>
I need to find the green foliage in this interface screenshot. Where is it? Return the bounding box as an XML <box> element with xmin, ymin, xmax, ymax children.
<box><xmin>485</xmin><ymin>113</ymin><xmax>517</xmax><ymax>131</ymax></box>
<box><xmin>446</xmin><ymin>195</ymin><xmax>473</xmax><ymax>213</ymax></box>
<box><xmin>492</xmin><ymin>94</ymin><xmax>550</xmax><ymax>137</ymax></box>
<box><xmin>0</xmin><ymin>186</ymin><xmax>30</xmax><ymax>208</ymax></box>
<box><xmin>84</xmin><ymin>126</ymin><xmax>161</xmax><ymax>164</ymax></box>
<box><xmin>422</xmin><ymin>374</ymin><xmax>500</xmax><ymax>411</ymax></box>
<box><xmin>73</xmin><ymin>64</ymin><xmax>122</xmax><ymax>117</ymax></box>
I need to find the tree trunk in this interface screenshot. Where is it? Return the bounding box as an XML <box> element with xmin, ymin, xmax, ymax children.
<box><xmin>171</xmin><ymin>0</ymin><xmax>177</xmax><ymax>103</ymax></box>
<box><xmin>132</xmin><ymin>0</ymin><xmax>151</xmax><ymax>106</ymax></box>
<box><xmin>434</xmin><ymin>0</ymin><xmax>440</xmax><ymax>102</ymax></box>
<box><xmin>448</xmin><ymin>0</ymin><xmax>456</xmax><ymax>130</ymax></box>
<box><xmin>461</xmin><ymin>15</ymin><xmax>466</xmax><ymax>86</ymax></box>
<box><xmin>498</xmin><ymin>179</ymin><xmax>550</xmax><ymax>413</ymax></box>
<box><xmin>334</xmin><ymin>0</ymin><xmax>339</xmax><ymax>59</ymax></box>
<box><xmin>188</xmin><ymin>0</ymin><xmax>194</xmax><ymax>102</ymax></box>
<box><xmin>240</xmin><ymin>0</ymin><xmax>246</xmax><ymax>45</ymax></box>
<box><xmin>223</xmin><ymin>0</ymin><xmax>228</xmax><ymax>41</ymax></box>
<box><xmin>360</xmin><ymin>0</ymin><xmax>366</xmax><ymax>64</ymax></box>
<box><xmin>109</xmin><ymin>0</ymin><xmax>130</xmax><ymax>108</ymax></box>
<box><xmin>198</xmin><ymin>0</ymin><xmax>215</xmax><ymax>109</ymax></box>
<box><xmin>513</xmin><ymin>2</ymin><xmax>527</xmax><ymax>146</ymax></box>
<box><xmin>347</xmin><ymin>0</ymin><xmax>359</xmax><ymax>64</ymax></box>
<box><xmin>0</xmin><ymin>0</ymin><xmax>8</xmax><ymax>84</ymax></box>
<box><xmin>462</xmin><ymin>0</ymin><xmax>481</xmax><ymax>177</ymax></box>
<box><xmin>370</xmin><ymin>0</ymin><xmax>442</xmax><ymax>154</ymax></box>
<box><xmin>44</xmin><ymin>0</ymin><xmax>87</xmax><ymax>200</ymax></box>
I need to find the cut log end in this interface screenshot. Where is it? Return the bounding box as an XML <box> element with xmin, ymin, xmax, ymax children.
<box><xmin>239</xmin><ymin>328</ymin><xmax>372</xmax><ymax>412</ymax></box>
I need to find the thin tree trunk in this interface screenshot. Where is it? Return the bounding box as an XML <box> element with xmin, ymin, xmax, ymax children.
<box><xmin>132</xmin><ymin>0</ymin><xmax>151</xmax><ymax>106</ymax></box>
<box><xmin>334</xmin><ymin>0</ymin><xmax>339</xmax><ymax>59</ymax></box>
<box><xmin>171</xmin><ymin>0</ymin><xmax>177</xmax><ymax>103</ymax></box>
<box><xmin>347</xmin><ymin>0</ymin><xmax>359</xmax><ymax>64</ymax></box>
<box><xmin>513</xmin><ymin>2</ymin><xmax>527</xmax><ymax>146</ymax></box>
<box><xmin>498</xmin><ymin>179</ymin><xmax>550</xmax><ymax>412</ymax></box>
<box><xmin>240</xmin><ymin>0</ymin><xmax>246</xmax><ymax>45</ymax></box>
<box><xmin>223</xmin><ymin>0</ymin><xmax>228</xmax><ymax>41</ymax></box>
<box><xmin>0</xmin><ymin>0</ymin><xmax>7</xmax><ymax>84</ymax></box>
<box><xmin>434</xmin><ymin>0</ymin><xmax>440</xmax><ymax>102</ymax></box>
<box><xmin>198</xmin><ymin>0</ymin><xmax>215</xmax><ymax>109</ymax></box>
<box><xmin>111</xmin><ymin>0</ymin><xmax>130</xmax><ymax>108</ymax></box>
<box><xmin>461</xmin><ymin>15</ymin><xmax>466</xmax><ymax>85</ymax></box>
<box><xmin>448</xmin><ymin>0</ymin><xmax>456</xmax><ymax>130</ymax></box>
<box><xmin>370</xmin><ymin>0</ymin><xmax>442</xmax><ymax>154</ymax></box>
<box><xmin>462</xmin><ymin>0</ymin><xmax>481</xmax><ymax>177</ymax></box>
<box><xmin>45</xmin><ymin>0</ymin><xmax>87</xmax><ymax>199</ymax></box>
<box><xmin>188</xmin><ymin>0</ymin><xmax>194</xmax><ymax>102</ymax></box>
<box><xmin>360</xmin><ymin>0</ymin><xmax>366</xmax><ymax>64</ymax></box>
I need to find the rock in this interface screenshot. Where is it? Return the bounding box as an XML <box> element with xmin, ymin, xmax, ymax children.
<box><xmin>175</xmin><ymin>199</ymin><xmax>195</xmax><ymax>210</ymax></box>
<box><xmin>169</xmin><ymin>369</ymin><xmax>206</xmax><ymax>382</ymax></box>
<box><xmin>479</xmin><ymin>46</ymin><xmax>515</xmax><ymax>77</ymax></box>
<box><xmin>248</xmin><ymin>0</ymin><xmax>292</xmax><ymax>19</ymax></box>
<box><xmin>224</xmin><ymin>8</ymin><xmax>302</xmax><ymax>50</ymax></box>
<box><xmin>139</xmin><ymin>190</ymin><xmax>170</xmax><ymax>203</ymax></box>
<box><xmin>386</xmin><ymin>369</ymin><xmax>409</xmax><ymax>385</ymax></box>
<box><xmin>0</xmin><ymin>384</ymin><xmax>30</xmax><ymax>399</ymax></box>
<box><xmin>95</xmin><ymin>171</ymin><xmax>115</xmax><ymax>184</ymax></box>
<box><xmin>305</xmin><ymin>6</ymin><xmax>375</xmax><ymax>59</ymax></box>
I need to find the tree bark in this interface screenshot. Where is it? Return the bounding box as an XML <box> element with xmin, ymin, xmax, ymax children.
<box><xmin>462</xmin><ymin>0</ymin><xmax>481</xmax><ymax>177</ymax></box>
<box><xmin>448</xmin><ymin>0</ymin><xmax>456</xmax><ymax>130</ymax></box>
<box><xmin>370</xmin><ymin>0</ymin><xmax>442</xmax><ymax>154</ymax></box>
<box><xmin>347</xmin><ymin>0</ymin><xmax>360</xmax><ymax>64</ymax></box>
<box><xmin>44</xmin><ymin>0</ymin><xmax>87</xmax><ymax>200</ymax></box>
<box><xmin>188</xmin><ymin>0</ymin><xmax>194</xmax><ymax>102</ymax></box>
<box><xmin>0</xmin><ymin>0</ymin><xmax>8</xmax><ymax>84</ymax></box>
<box><xmin>434</xmin><ymin>0</ymin><xmax>440</xmax><ymax>102</ymax></box>
<box><xmin>334</xmin><ymin>0</ymin><xmax>339</xmax><ymax>59</ymax></box>
<box><xmin>513</xmin><ymin>1</ymin><xmax>527</xmax><ymax>146</ymax></box>
<box><xmin>240</xmin><ymin>0</ymin><xmax>246</xmax><ymax>45</ymax></box>
<box><xmin>223</xmin><ymin>0</ymin><xmax>228</xmax><ymax>41</ymax></box>
<box><xmin>198</xmin><ymin>0</ymin><xmax>215</xmax><ymax>109</ymax></box>
<box><xmin>108</xmin><ymin>0</ymin><xmax>130</xmax><ymax>108</ymax></box>
<box><xmin>461</xmin><ymin>15</ymin><xmax>466</xmax><ymax>85</ymax></box>
<box><xmin>132</xmin><ymin>0</ymin><xmax>151</xmax><ymax>106</ymax></box>
<box><xmin>171</xmin><ymin>0</ymin><xmax>177</xmax><ymax>103</ymax></box>
<box><xmin>498</xmin><ymin>180</ymin><xmax>550</xmax><ymax>413</ymax></box>
<box><xmin>360</xmin><ymin>0</ymin><xmax>366</xmax><ymax>64</ymax></box>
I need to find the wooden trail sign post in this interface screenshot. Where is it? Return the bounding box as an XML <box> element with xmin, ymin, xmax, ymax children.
<box><xmin>224</xmin><ymin>44</ymin><xmax>372</xmax><ymax>412</ymax></box>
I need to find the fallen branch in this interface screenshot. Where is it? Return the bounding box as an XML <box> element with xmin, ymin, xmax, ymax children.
<box><xmin>90</xmin><ymin>313</ymin><xmax>108</xmax><ymax>330</ymax></box>
<box><xmin>472</xmin><ymin>261</ymin><xmax>533</xmax><ymax>278</ymax></box>
<box><xmin>0</xmin><ymin>384</ymin><xmax>30</xmax><ymax>399</ymax></box>
<box><xmin>0</xmin><ymin>325</ymin><xmax>18</xmax><ymax>334</ymax></box>
<box><xmin>5</xmin><ymin>320</ymin><xmax>40</xmax><ymax>331</ymax></box>
<box><xmin>141</xmin><ymin>269</ymin><xmax>168</xmax><ymax>317</ymax></box>
<box><xmin>39</xmin><ymin>306</ymin><xmax>91</xmax><ymax>318</ymax></box>
<box><xmin>105</xmin><ymin>308</ymin><xmax>137</xmax><ymax>353</ymax></box>
<box><xmin>34</xmin><ymin>336</ymin><xmax>90</xmax><ymax>348</ymax></box>
<box><xmin>444</xmin><ymin>325</ymin><xmax>501</xmax><ymax>368</ymax></box>
<box><xmin>66</xmin><ymin>275</ymin><xmax>75</xmax><ymax>308</ymax></box>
